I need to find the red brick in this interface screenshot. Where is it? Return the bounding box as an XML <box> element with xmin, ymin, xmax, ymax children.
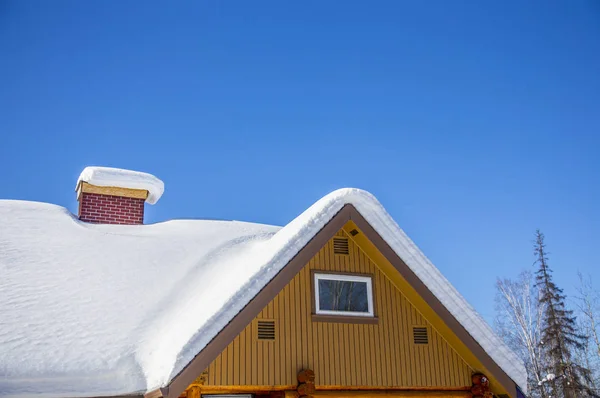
<box><xmin>78</xmin><ymin>192</ymin><xmax>144</xmax><ymax>225</ymax></box>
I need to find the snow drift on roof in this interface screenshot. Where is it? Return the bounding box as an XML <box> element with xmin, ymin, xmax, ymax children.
<box><xmin>77</xmin><ymin>166</ymin><xmax>165</xmax><ymax>204</ymax></box>
<box><xmin>0</xmin><ymin>200</ymin><xmax>279</xmax><ymax>397</ymax></box>
<box><xmin>0</xmin><ymin>189</ymin><xmax>526</xmax><ymax>398</ymax></box>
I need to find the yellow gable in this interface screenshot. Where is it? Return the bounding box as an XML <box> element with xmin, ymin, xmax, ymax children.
<box><xmin>187</xmin><ymin>224</ymin><xmax>508</xmax><ymax>397</ymax></box>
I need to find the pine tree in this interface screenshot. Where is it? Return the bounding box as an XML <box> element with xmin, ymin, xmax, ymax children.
<box><xmin>534</xmin><ymin>230</ymin><xmax>598</xmax><ymax>397</ymax></box>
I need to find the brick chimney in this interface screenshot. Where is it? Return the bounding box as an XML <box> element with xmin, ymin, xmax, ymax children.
<box><xmin>75</xmin><ymin>167</ymin><xmax>164</xmax><ymax>225</ymax></box>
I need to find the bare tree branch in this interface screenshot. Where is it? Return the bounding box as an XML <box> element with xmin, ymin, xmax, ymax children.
<box><xmin>495</xmin><ymin>271</ymin><xmax>548</xmax><ymax>398</ymax></box>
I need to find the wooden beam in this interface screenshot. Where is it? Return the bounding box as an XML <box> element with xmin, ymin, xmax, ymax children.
<box><xmin>186</xmin><ymin>386</ymin><xmax>200</xmax><ymax>398</ymax></box>
<box><xmin>316</xmin><ymin>386</ymin><xmax>470</xmax><ymax>392</ymax></box>
<box><xmin>183</xmin><ymin>385</ymin><xmax>470</xmax><ymax>394</ymax></box>
<box><xmin>313</xmin><ymin>391</ymin><xmax>471</xmax><ymax>397</ymax></box>
<box><xmin>188</xmin><ymin>386</ymin><xmax>297</xmax><ymax>393</ymax></box>
<box><xmin>77</xmin><ymin>181</ymin><xmax>149</xmax><ymax>200</ymax></box>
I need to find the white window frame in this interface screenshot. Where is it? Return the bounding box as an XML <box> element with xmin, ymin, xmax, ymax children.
<box><xmin>314</xmin><ymin>272</ymin><xmax>374</xmax><ymax>317</ymax></box>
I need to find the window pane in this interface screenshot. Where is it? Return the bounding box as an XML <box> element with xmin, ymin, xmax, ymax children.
<box><xmin>318</xmin><ymin>279</ymin><xmax>369</xmax><ymax>312</ymax></box>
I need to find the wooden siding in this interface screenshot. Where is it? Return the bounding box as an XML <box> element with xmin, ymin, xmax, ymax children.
<box><xmin>77</xmin><ymin>181</ymin><xmax>149</xmax><ymax>200</ymax></box>
<box><xmin>204</xmin><ymin>231</ymin><xmax>473</xmax><ymax>388</ymax></box>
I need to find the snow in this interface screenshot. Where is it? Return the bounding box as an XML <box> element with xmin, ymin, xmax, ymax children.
<box><xmin>77</xmin><ymin>167</ymin><xmax>164</xmax><ymax>204</ymax></box>
<box><xmin>0</xmin><ymin>201</ymin><xmax>279</xmax><ymax>397</ymax></box>
<box><xmin>0</xmin><ymin>188</ymin><xmax>526</xmax><ymax>397</ymax></box>
<box><xmin>539</xmin><ymin>373</ymin><xmax>556</xmax><ymax>385</ymax></box>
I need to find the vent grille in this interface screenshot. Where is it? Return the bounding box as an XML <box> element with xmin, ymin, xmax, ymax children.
<box><xmin>257</xmin><ymin>320</ymin><xmax>276</xmax><ymax>340</ymax></box>
<box><xmin>333</xmin><ymin>238</ymin><xmax>349</xmax><ymax>255</ymax></box>
<box><xmin>413</xmin><ymin>327</ymin><xmax>428</xmax><ymax>344</ymax></box>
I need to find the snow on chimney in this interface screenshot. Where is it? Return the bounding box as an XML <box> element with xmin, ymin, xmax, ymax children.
<box><xmin>75</xmin><ymin>167</ymin><xmax>164</xmax><ymax>225</ymax></box>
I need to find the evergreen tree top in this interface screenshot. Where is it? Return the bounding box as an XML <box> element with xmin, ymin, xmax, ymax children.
<box><xmin>534</xmin><ymin>230</ymin><xmax>597</xmax><ymax>397</ymax></box>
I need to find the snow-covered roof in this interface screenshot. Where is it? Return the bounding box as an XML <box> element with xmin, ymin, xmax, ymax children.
<box><xmin>0</xmin><ymin>189</ymin><xmax>526</xmax><ymax>398</ymax></box>
<box><xmin>77</xmin><ymin>167</ymin><xmax>164</xmax><ymax>204</ymax></box>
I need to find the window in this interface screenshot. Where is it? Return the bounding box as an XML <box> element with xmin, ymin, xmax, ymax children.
<box><xmin>314</xmin><ymin>272</ymin><xmax>374</xmax><ymax>317</ymax></box>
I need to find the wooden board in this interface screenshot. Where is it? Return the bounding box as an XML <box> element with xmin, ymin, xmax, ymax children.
<box><xmin>77</xmin><ymin>181</ymin><xmax>149</xmax><ymax>200</ymax></box>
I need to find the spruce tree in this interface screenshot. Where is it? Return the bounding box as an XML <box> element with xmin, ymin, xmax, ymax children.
<box><xmin>535</xmin><ymin>230</ymin><xmax>598</xmax><ymax>397</ymax></box>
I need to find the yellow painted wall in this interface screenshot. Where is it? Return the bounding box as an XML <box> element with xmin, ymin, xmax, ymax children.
<box><xmin>202</xmin><ymin>230</ymin><xmax>473</xmax><ymax>389</ymax></box>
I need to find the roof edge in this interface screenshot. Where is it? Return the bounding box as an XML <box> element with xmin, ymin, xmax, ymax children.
<box><xmin>163</xmin><ymin>204</ymin><xmax>354</xmax><ymax>398</ymax></box>
<box><xmin>144</xmin><ymin>387</ymin><xmax>168</xmax><ymax>398</ymax></box>
<box><xmin>347</xmin><ymin>205</ymin><xmax>519</xmax><ymax>397</ymax></box>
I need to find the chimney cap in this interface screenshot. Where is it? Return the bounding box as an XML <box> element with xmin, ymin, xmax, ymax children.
<box><xmin>76</xmin><ymin>166</ymin><xmax>164</xmax><ymax>204</ymax></box>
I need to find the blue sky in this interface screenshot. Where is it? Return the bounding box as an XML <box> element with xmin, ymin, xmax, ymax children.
<box><xmin>1</xmin><ymin>1</ymin><xmax>599</xmax><ymax>322</ymax></box>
